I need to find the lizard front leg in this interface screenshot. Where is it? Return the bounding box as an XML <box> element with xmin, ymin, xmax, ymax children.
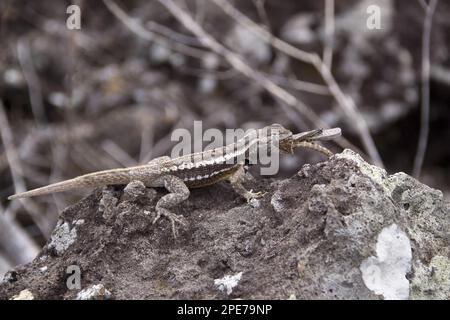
<box><xmin>152</xmin><ymin>175</ymin><xmax>190</xmax><ymax>238</ymax></box>
<box><xmin>228</xmin><ymin>165</ymin><xmax>265</xmax><ymax>202</ymax></box>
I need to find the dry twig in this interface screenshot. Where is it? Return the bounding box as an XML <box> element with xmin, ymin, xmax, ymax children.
<box><xmin>323</xmin><ymin>0</ymin><xmax>334</xmax><ymax>70</ymax></box>
<box><xmin>103</xmin><ymin>0</ymin><xmax>207</xmax><ymax>59</ymax></box>
<box><xmin>17</xmin><ymin>39</ymin><xmax>46</xmax><ymax>123</ymax></box>
<box><xmin>210</xmin><ymin>0</ymin><xmax>383</xmax><ymax>167</ymax></box>
<box><xmin>0</xmin><ymin>205</ymin><xmax>39</xmax><ymax>267</ymax></box>
<box><xmin>102</xmin><ymin>140</ymin><xmax>138</xmax><ymax>167</ymax></box>
<box><xmin>0</xmin><ymin>100</ymin><xmax>53</xmax><ymax>236</ymax></box>
<box><xmin>157</xmin><ymin>0</ymin><xmax>362</xmax><ymax>155</ymax></box>
<box><xmin>413</xmin><ymin>0</ymin><xmax>438</xmax><ymax>177</ymax></box>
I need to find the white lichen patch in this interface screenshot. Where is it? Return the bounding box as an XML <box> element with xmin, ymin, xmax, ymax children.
<box><xmin>214</xmin><ymin>272</ymin><xmax>243</xmax><ymax>295</ymax></box>
<box><xmin>75</xmin><ymin>284</ymin><xmax>111</xmax><ymax>300</ymax></box>
<box><xmin>48</xmin><ymin>220</ymin><xmax>77</xmax><ymax>255</ymax></box>
<box><xmin>360</xmin><ymin>224</ymin><xmax>412</xmax><ymax>300</ymax></box>
<box><xmin>10</xmin><ymin>289</ymin><xmax>34</xmax><ymax>300</ymax></box>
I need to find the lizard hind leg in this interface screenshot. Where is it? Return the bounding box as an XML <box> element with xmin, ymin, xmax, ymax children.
<box><xmin>229</xmin><ymin>165</ymin><xmax>266</xmax><ymax>202</ymax></box>
<box><xmin>152</xmin><ymin>175</ymin><xmax>190</xmax><ymax>238</ymax></box>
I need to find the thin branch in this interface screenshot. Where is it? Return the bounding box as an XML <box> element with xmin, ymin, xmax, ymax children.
<box><xmin>267</xmin><ymin>74</ymin><xmax>331</xmax><ymax>96</ymax></box>
<box><xmin>74</xmin><ymin>142</ymin><xmax>121</xmax><ymax>170</ymax></box>
<box><xmin>101</xmin><ymin>140</ymin><xmax>138</xmax><ymax>167</ymax></box>
<box><xmin>210</xmin><ymin>0</ymin><xmax>383</xmax><ymax>167</ymax></box>
<box><xmin>48</xmin><ymin>143</ymin><xmax>69</xmax><ymax>213</ymax></box>
<box><xmin>0</xmin><ymin>102</ymin><xmax>27</xmax><ymax>192</ymax></box>
<box><xmin>413</xmin><ymin>0</ymin><xmax>438</xmax><ymax>177</ymax></box>
<box><xmin>0</xmin><ymin>100</ymin><xmax>52</xmax><ymax>236</ymax></box>
<box><xmin>417</xmin><ymin>0</ymin><xmax>428</xmax><ymax>11</ymax></box>
<box><xmin>179</xmin><ymin>65</ymin><xmax>238</xmax><ymax>80</ymax></box>
<box><xmin>139</xmin><ymin>126</ymin><xmax>154</xmax><ymax>163</ymax></box>
<box><xmin>430</xmin><ymin>64</ymin><xmax>450</xmax><ymax>87</ymax></box>
<box><xmin>194</xmin><ymin>0</ymin><xmax>206</xmax><ymax>25</ymax></box>
<box><xmin>323</xmin><ymin>0</ymin><xmax>334</xmax><ymax>70</ymax></box>
<box><xmin>103</xmin><ymin>0</ymin><xmax>207</xmax><ymax>59</ymax></box>
<box><xmin>0</xmin><ymin>206</ymin><xmax>40</xmax><ymax>266</ymax></box>
<box><xmin>178</xmin><ymin>64</ymin><xmax>330</xmax><ymax>95</ymax></box>
<box><xmin>253</xmin><ymin>0</ymin><xmax>271</xmax><ymax>32</ymax></box>
<box><xmin>156</xmin><ymin>0</ymin><xmax>362</xmax><ymax>155</ymax></box>
<box><xmin>146</xmin><ymin>20</ymin><xmax>201</xmax><ymax>46</ymax></box>
<box><xmin>17</xmin><ymin>38</ymin><xmax>46</xmax><ymax>122</ymax></box>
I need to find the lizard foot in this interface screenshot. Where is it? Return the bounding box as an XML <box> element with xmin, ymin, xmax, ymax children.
<box><xmin>153</xmin><ymin>207</ymin><xmax>187</xmax><ymax>238</ymax></box>
<box><xmin>244</xmin><ymin>190</ymin><xmax>266</xmax><ymax>203</ymax></box>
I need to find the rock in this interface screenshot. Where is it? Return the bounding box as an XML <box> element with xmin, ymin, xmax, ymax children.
<box><xmin>47</xmin><ymin>220</ymin><xmax>77</xmax><ymax>256</ymax></box>
<box><xmin>75</xmin><ymin>284</ymin><xmax>111</xmax><ymax>300</ymax></box>
<box><xmin>9</xmin><ymin>289</ymin><xmax>34</xmax><ymax>300</ymax></box>
<box><xmin>214</xmin><ymin>272</ymin><xmax>243</xmax><ymax>296</ymax></box>
<box><xmin>0</xmin><ymin>149</ymin><xmax>449</xmax><ymax>299</ymax></box>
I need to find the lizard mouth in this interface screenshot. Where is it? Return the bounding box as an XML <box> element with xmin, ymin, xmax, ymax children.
<box><xmin>278</xmin><ymin>138</ymin><xmax>294</xmax><ymax>154</ymax></box>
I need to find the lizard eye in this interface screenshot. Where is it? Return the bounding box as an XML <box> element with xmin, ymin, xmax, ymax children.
<box><xmin>269</xmin><ymin>123</ymin><xmax>283</xmax><ymax>133</ymax></box>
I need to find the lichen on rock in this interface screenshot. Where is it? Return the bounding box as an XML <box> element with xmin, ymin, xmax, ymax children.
<box><xmin>47</xmin><ymin>220</ymin><xmax>77</xmax><ymax>256</ymax></box>
<box><xmin>360</xmin><ymin>224</ymin><xmax>412</xmax><ymax>300</ymax></box>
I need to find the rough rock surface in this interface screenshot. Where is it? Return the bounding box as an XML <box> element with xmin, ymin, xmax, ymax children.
<box><xmin>1</xmin><ymin>150</ymin><xmax>449</xmax><ymax>300</ymax></box>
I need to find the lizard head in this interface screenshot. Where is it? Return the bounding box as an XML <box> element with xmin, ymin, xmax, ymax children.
<box><xmin>261</xmin><ymin>124</ymin><xmax>294</xmax><ymax>154</ymax></box>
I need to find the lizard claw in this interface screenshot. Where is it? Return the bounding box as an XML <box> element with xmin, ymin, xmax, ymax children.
<box><xmin>153</xmin><ymin>208</ymin><xmax>188</xmax><ymax>238</ymax></box>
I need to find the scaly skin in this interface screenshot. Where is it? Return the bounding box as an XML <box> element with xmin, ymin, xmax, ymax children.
<box><xmin>8</xmin><ymin>124</ymin><xmax>341</xmax><ymax>237</ymax></box>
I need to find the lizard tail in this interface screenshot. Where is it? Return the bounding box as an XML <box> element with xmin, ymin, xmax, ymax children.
<box><xmin>8</xmin><ymin>178</ymin><xmax>84</xmax><ymax>200</ymax></box>
<box><xmin>8</xmin><ymin>168</ymin><xmax>134</xmax><ymax>200</ymax></box>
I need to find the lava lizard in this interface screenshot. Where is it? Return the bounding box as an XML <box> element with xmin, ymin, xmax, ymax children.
<box><xmin>8</xmin><ymin>124</ymin><xmax>341</xmax><ymax>237</ymax></box>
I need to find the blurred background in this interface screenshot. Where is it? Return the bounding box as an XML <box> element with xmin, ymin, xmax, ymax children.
<box><xmin>0</xmin><ymin>0</ymin><xmax>449</xmax><ymax>276</ymax></box>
